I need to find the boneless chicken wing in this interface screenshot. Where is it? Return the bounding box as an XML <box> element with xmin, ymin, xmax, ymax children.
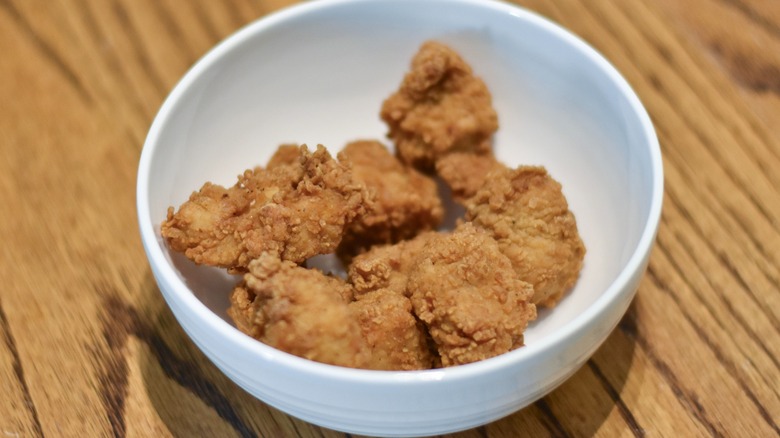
<box><xmin>407</xmin><ymin>223</ymin><xmax>536</xmax><ymax>367</ymax></box>
<box><xmin>162</xmin><ymin>145</ymin><xmax>370</xmax><ymax>272</ymax></box>
<box><xmin>346</xmin><ymin>231</ymin><xmax>441</xmax><ymax>370</ymax></box>
<box><xmin>435</xmin><ymin>152</ymin><xmax>504</xmax><ymax>203</ymax></box>
<box><xmin>347</xmin><ymin>231</ymin><xmax>439</xmax><ymax>297</ymax></box>
<box><xmin>337</xmin><ymin>140</ymin><xmax>443</xmax><ymax>258</ymax></box>
<box><xmin>381</xmin><ymin>41</ymin><xmax>498</xmax><ymax>170</ymax></box>
<box><xmin>465</xmin><ymin>166</ymin><xmax>585</xmax><ymax>307</ymax></box>
<box><xmin>350</xmin><ymin>289</ymin><xmax>435</xmax><ymax>370</ymax></box>
<box><xmin>228</xmin><ymin>253</ymin><xmax>369</xmax><ymax>368</ymax></box>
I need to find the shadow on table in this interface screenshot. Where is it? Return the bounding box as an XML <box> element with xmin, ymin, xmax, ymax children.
<box><xmin>451</xmin><ymin>300</ymin><xmax>643</xmax><ymax>438</ymax></box>
<box><xmin>133</xmin><ymin>272</ymin><xmax>325</xmax><ymax>438</ymax></box>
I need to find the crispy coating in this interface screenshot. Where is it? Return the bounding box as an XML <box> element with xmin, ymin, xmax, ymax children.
<box><xmin>435</xmin><ymin>152</ymin><xmax>504</xmax><ymax>203</ymax></box>
<box><xmin>465</xmin><ymin>166</ymin><xmax>585</xmax><ymax>307</ymax></box>
<box><xmin>347</xmin><ymin>231</ymin><xmax>441</xmax><ymax>369</ymax></box>
<box><xmin>337</xmin><ymin>140</ymin><xmax>443</xmax><ymax>258</ymax></box>
<box><xmin>347</xmin><ymin>231</ymin><xmax>439</xmax><ymax>297</ymax></box>
<box><xmin>227</xmin><ymin>282</ymin><xmax>264</xmax><ymax>340</ymax></box>
<box><xmin>408</xmin><ymin>223</ymin><xmax>536</xmax><ymax>367</ymax></box>
<box><xmin>227</xmin><ymin>254</ymin><xmax>369</xmax><ymax>368</ymax></box>
<box><xmin>350</xmin><ymin>289</ymin><xmax>435</xmax><ymax>370</ymax></box>
<box><xmin>266</xmin><ymin>143</ymin><xmax>302</xmax><ymax>168</ymax></box>
<box><xmin>161</xmin><ymin>145</ymin><xmax>370</xmax><ymax>272</ymax></box>
<box><xmin>381</xmin><ymin>41</ymin><xmax>498</xmax><ymax>170</ymax></box>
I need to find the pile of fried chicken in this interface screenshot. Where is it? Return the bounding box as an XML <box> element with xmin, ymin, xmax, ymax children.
<box><xmin>161</xmin><ymin>41</ymin><xmax>586</xmax><ymax>370</ymax></box>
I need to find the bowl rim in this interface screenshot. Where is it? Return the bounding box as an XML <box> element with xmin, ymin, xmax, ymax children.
<box><xmin>136</xmin><ymin>0</ymin><xmax>663</xmax><ymax>384</ymax></box>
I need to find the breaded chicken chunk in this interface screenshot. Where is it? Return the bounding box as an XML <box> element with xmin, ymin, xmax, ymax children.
<box><xmin>407</xmin><ymin>223</ymin><xmax>536</xmax><ymax>367</ymax></box>
<box><xmin>227</xmin><ymin>254</ymin><xmax>369</xmax><ymax>368</ymax></box>
<box><xmin>435</xmin><ymin>152</ymin><xmax>504</xmax><ymax>203</ymax></box>
<box><xmin>337</xmin><ymin>140</ymin><xmax>443</xmax><ymax>258</ymax></box>
<box><xmin>381</xmin><ymin>41</ymin><xmax>498</xmax><ymax>170</ymax></box>
<box><xmin>347</xmin><ymin>232</ymin><xmax>440</xmax><ymax>369</ymax></box>
<box><xmin>347</xmin><ymin>231</ymin><xmax>439</xmax><ymax>297</ymax></box>
<box><xmin>227</xmin><ymin>282</ymin><xmax>264</xmax><ymax>340</ymax></box>
<box><xmin>465</xmin><ymin>166</ymin><xmax>585</xmax><ymax>307</ymax></box>
<box><xmin>350</xmin><ymin>289</ymin><xmax>435</xmax><ymax>370</ymax></box>
<box><xmin>161</xmin><ymin>145</ymin><xmax>370</xmax><ymax>272</ymax></box>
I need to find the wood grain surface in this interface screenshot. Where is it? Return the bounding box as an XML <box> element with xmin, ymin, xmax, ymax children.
<box><xmin>1</xmin><ymin>0</ymin><xmax>778</xmax><ymax>436</ymax></box>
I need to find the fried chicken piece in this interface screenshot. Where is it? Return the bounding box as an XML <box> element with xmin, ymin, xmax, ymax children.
<box><xmin>347</xmin><ymin>231</ymin><xmax>439</xmax><ymax>297</ymax></box>
<box><xmin>227</xmin><ymin>282</ymin><xmax>263</xmax><ymax>339</ymax></box>
<box><xmin>435</xmin><ymin>152</ymin><xmax>504</xmax><ymax>203</ymax></box>
<box><xmin>347</xmin><ymin>232</ymin><xmax>440</xmax><ymax>369</ymax></box>
<box><xmin>465</xmin><ymin>166</ymin><xmax>585</xmax><ymax>307</ymax></box>
<box><xmin>227</xmin><ymin>253</ymin><xmax>369</xmax><ymax>368</ymax></box>
<box><xmin>350</xmin><ymin>289</ymin><xmax>435</xmax><ymax>370</ymax></box>
<box><xmin>408</xmin><ymin>223</ymin><xmax>536</xmax><ymax>367</ymax></box>
<box><xmin>337</xmin><ymin>140</ymin><xmax>443</xmax><ymax>258</ymax></box>
<box><xmin>381</xmin><ymin>41</ymin><xmax>498</xmax><ymax>171</ymax></box>
<box><xmin>162</xmin><ymin>145</ymin><xmax>370</xmax><ymax>272</ymax></box>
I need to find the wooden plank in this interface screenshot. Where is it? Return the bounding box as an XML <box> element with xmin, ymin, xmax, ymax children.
<box><xmin>649</xmin><ymin>0</ymin><xmax>780</xmax><ymax>145</ymax></box>
<box><xmin>593</xmin><ymin>309</ymin><xmax>711</xmax><ymax>437</ymax></box>
<box><xmin>0</xmin><ymin>3</ymin><xmax>112</xmax><ymax>436</ymax></box>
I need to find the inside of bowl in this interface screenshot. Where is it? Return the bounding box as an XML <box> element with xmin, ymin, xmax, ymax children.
<box><xmin>145</xmin><ymin>0</ymin><xmax>656</xmax><ymax>344</ymax></box>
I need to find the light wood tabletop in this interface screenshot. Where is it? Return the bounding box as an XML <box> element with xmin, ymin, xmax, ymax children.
<box><xmin>2</xmin><ymin>0</ymin><xmax>779</xmax><ymax>437</ymax></box>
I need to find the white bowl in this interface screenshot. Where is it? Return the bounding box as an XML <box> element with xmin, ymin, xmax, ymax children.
<box><xmin>136</xmin><ymin>0</ymin><xmax>663</xmax><ymax>435</ymax></box>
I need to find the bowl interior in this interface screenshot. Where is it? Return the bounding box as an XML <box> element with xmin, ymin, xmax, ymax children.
<box><xmin>143</xmin><ymin>0</ymin><xmax>656</xmax><ymax>348</ymax></box>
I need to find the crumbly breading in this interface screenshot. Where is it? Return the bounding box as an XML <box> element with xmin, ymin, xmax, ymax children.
<box><xmin>465</xmin><ymin>166</ymin><xmax>585</xmax><ymax>307</ymax></box>
<box><xmin>407</xmin><ymin>223</ymin><xmax>536</xmax><ymax>367</ymax></box>
<box><xmin>381</xmin><ymin>41</ymin><xmax>498</xmax><ymax>170</ymax></box>
<box><xmin>350</xmin><ymin>289</ymin><xmax>435</xmax><ymax>370</ymax></box>
<box><xmin>337</xmin><ymin>140</ymin><xmax>443</xmax><ymax>258</ymax></box>
<box><xmin>347</xmin><ymin>231</ymin><xmax>439</xmax><ymax>298</ymax></box>
<box><xmin>266</xmin><ymin>143</ymin><xmax>302</xmax><ymax>168</ymax></box>
<box><xmin>226</xmin><ymin>283</ymin><xmax>265</xmax><ymax>340</ymax></box>
<box><xmin>435</xmin><ymin>152</ymin><xmax>504</xmax><ymax>203</ymax></box>
<box><xmin>228</xmin><ymin>254</ymin><xmax>369</xmax><ymax>368</ymax></box>
<box><xmin>162</xmin><ymin>144</ymin><xmax>371</xmax><ymax>272</ymax></box>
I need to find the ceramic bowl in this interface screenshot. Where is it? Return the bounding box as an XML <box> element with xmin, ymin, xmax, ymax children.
<box><xmin>137</xmin><ymin>0</ymin><xmax>663</xmax><ymax>435</ymax></box>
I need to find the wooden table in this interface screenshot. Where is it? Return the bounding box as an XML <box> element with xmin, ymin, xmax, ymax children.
<box><xmin>2</xmin><ymin>0</ymin><xmax>778</xmax><ymax>436</ymax></box>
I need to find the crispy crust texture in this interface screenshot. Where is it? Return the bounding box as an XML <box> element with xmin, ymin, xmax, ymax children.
<box><xmin>465</xmin><ymin>166</ymin><xmax>585</xmax><ymax>307</ymax></box>
<box><xmin>350</xmin><ymin>289</ymin><xmax>435</xmax><ymax>370</ymax></box>
<box><xmin>162</xmin><ymin>145</ymin><xmax>371</xmax><ymax>272</ymax></box>
<box><xmin>408</xmin><ymin>223</ymin><xmax>536</xmax><ymax>366</ymax></box>
<box><xmin>381</xmin><ymin>41</ymin><xmax>498</xmax><ymax>171</ymax></box>
<box><xmin>228</xmin><ymin>254</ymin><xmax>369</xmax><ymax>368</ymax></box>
<box><xmin>337</xmin><ymin>140</ymin><xmax>443</xmax><ymax>259</ymax></box>
<box><xmin>435</xmin><ymin>152</ymin><xmax>504</xmax><ymax>203</ymax></box>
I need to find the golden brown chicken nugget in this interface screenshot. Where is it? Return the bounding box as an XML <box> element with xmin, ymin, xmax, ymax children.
<box><xmin>350</xmin><ymin>289</ymin><xmax>435</xmax><ymax>370</ymax></box>
<box><xmin>465</xmin><ymin>166</ymin><xmax>585</xmax><ymax>307</ymax></box>
<box><xmin>435</xmin><ymin>152</ymin><xmax>504</xmax><ymax>203</ymax></box>
<box><xmin>347</xmin><ymin>230</ymin><xmax>439</xmax><ymax>297</ymax></box>
<box><xmin>381</xmin><ymin>41</ymin><xmax>498</xmax><ymax>171</ymax></box>
<box><xmin>337</xmin><ymin>140</ymin><xmax>443</xmax><ymax>258</ymax></box>
<box><xmin>408</xmin><ymin>223</ymin><xmax>535</xmax><ymax>367</ymax></box>
<box><xmin>228</xmin><ymin>253</ymin><xmax>368</xmax><ymax>368</ymax></box>
<box><xmin>162</xmin><ymin>145</ymin><xmax>370</xmax><ymax>272</ymax></box>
